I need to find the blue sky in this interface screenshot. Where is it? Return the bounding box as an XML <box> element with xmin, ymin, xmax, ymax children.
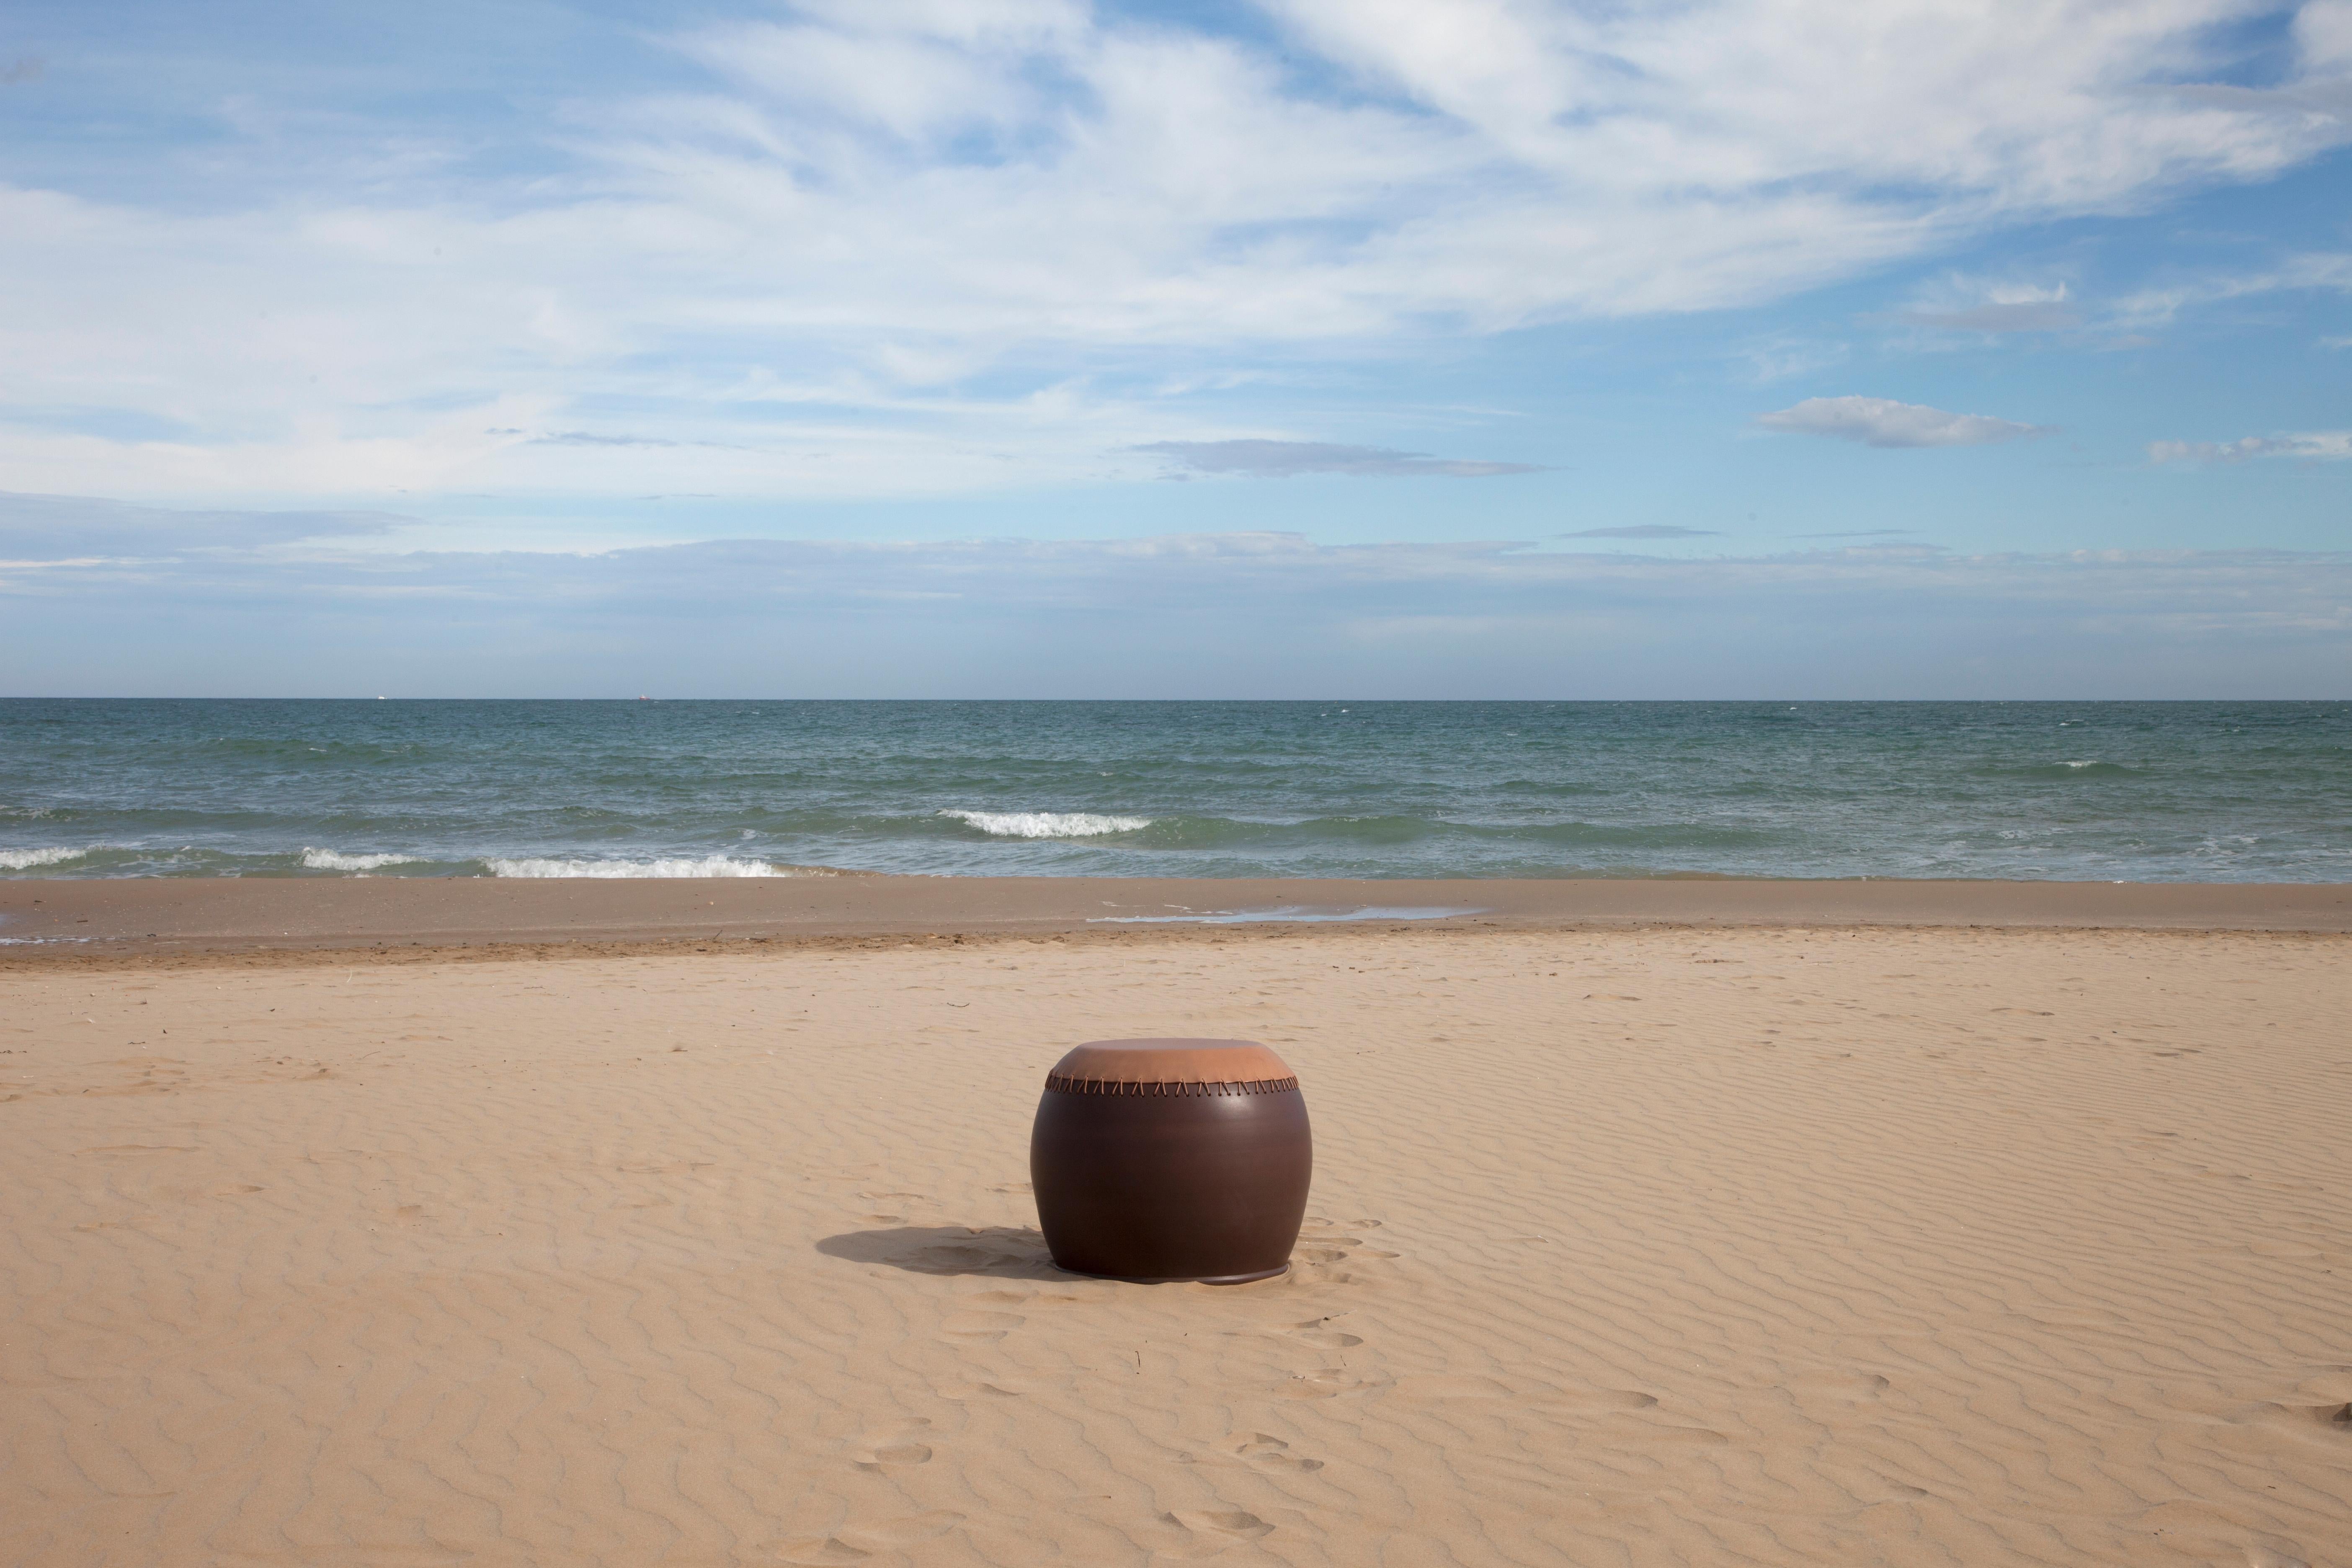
<box><xmin>1</xmin><ymin>0</ymin><xmax>2347</xmax><ymax>696</ymax></box>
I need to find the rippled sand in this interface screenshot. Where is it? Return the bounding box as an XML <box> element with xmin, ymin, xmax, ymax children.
<box><xmin>5</xmin><ymin>923</ymin><xmax>2348</xmax><ymax>1565</ymax></box>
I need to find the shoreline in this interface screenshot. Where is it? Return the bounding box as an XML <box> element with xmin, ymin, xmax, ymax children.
<box><xmin>3</xmin><ymin>874</ymin><xmax>2348</xmax><ymax>961</ymax></box>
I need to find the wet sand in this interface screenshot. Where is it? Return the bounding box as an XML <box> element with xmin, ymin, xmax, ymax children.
<box><xmin>3</xmin><ymin>890</ymin><xmax>2349</xmax><ymax>1565</ymax></box>
<box><xmin>3</xmin><ymin>873</ymin><xmax>2349</xmax><ymax>959</ymax></box>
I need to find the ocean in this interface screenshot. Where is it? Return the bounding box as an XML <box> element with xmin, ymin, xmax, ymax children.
<box><xmin>1</xmin><ymin>699</ymin><xmax>2346</xmax><ymax>883</ymax></box>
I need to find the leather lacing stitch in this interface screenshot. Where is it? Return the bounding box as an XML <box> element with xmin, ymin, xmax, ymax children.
<box><xmin>1045</xmin><ymin>1074</ymin><xmax>1300</xmax><ymax>1096</ymax></box>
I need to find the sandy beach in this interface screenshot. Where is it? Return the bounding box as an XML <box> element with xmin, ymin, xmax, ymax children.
<box><xmin>4</xmin><ymin>889</ymin><xmax>2349</xmax><ymax>1565</ymax></box>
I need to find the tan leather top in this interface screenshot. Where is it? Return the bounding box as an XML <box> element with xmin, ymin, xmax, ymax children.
<box><xmin>1047</xmin><ymin>1037</ymin><xmax>1295</xmax><ymax>1086</ymax></box>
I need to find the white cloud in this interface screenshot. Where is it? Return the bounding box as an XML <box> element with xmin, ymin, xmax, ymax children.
<box><xmin>2148</xmin><ymin>431</ymin><xmax>2352</xmax><ymax>463</ymax></box>
<box><xmin>1263</xmin><ymin>0</ymin><xmax>2349</xmax><ymax>211</ymax></box>
<box><xmin>0</xmin><ymin>1</ymin><xmax>2345</xmax><ymax>499</ymax></box>
<box><xmin>2299</xmin><ymin>0</ymin><xmax>2352</xmax><ymax>72</ymax></box>
<box><xmin>1754</xmin><ymin>397</ymin><xmax>2051</xmax><ymax>449</ymax></box>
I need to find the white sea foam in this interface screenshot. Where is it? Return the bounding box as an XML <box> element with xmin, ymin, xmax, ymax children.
<box><xmin>941</xmin><ymin>810</ymin><xmax>1151</xmax><ymax>838</ymax></box>
<box><xmin>300</xmin><ymin>848</ymin><xmax>426</xmax><ymax>872</ymax></box>
<box><xmin>485</xmin><ymin>855</ymin><xmax>803</xmax><ymax>878</ymax></box>
<box><xmin>0</xmin><ymin>846</ymin><xmax>87</xmax><ymax>871</ymax></box>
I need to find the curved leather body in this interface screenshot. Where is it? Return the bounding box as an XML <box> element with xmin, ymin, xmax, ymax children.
<box><xmin>1030</xmin><ymin>1039</ymin><xmax>1312</xmax><ymax>1284</ymax></box>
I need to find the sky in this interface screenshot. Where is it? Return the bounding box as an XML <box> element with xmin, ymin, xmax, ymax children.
<box><xmin>1</xmin><ymin>0</ymin><xmax>2348</xmax><ymax>697</ymax></box>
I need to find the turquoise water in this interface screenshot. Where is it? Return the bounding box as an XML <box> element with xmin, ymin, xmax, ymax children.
<box><xmin>1</xmin><ymin>699</ymin><xmax>2346</xmax><ymax>882</ymax></box>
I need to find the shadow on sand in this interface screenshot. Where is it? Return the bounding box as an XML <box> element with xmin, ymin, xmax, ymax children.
<box><xmin>816</xmin><ymin>1224</ymin><xmax>1073</xmax><ymax>1279</ymax></box>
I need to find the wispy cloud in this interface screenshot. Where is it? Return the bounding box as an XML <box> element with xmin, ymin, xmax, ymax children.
<box><xmin>531</xmin><ymin>432</ymin><xmax>691</xmax><ymax>450</ymax></box>
<box><xmin>1137</xmin><ymin>440</ymin><xmax>1539</xmax><ymax>479</ymax></box>
<box><xmin>527</xmin><ymin>432</ymin><xmax>755</xmax><ymax>451</ymax></box>
<box><xmin>1898</xmin><ymin>279</ymin><xmax>2080</xmax><ymax>334</ymax></box>
<box><xmin>1794</xmin><ymin>529</ymin><xmax>1916</xmax><ymax>539</ymax></box>
<box><xmin>1559</xmin><ymin>526</ymin><xmax>1721</xmax><ymax>539</ymax></box>
<box><xmin>1</xmin><ymin>2</ymin><xmax>2345</xmax><ymax>500</ymax></box>
<box><xmin>1756</xmin><ymin>397</ymin><xmax>2052</xmax><ymax>449</ymax></box>
<box><xmin>2148</xmin><ymin>431</ymin><xmax>2352</xmax><ymax>464</ymax></box>
<box><xmin>1736</xmin><ymin>334</ymin><xmax>1850</xmax><ymax>384</ymax></box>
<box><xmin>2111</xmin><ymin>252</ymin><xmax>2352</xmax><ymax>330</ymax></box>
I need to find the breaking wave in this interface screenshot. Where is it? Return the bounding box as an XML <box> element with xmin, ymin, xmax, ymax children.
<box><xmin>941</xmin><ymin>810</ymin><xmax>1153</xmax><ymax>838</ymax></box>
<box><xmin>0</xmin><ymin>846</ymin><xmax>90</xmax><ymax>872</ymax></box>
<box><xmin>483</xmin><ymin>855</ymin><xmax>813</xmax><ymax>878</ymax></box>
<box><xmin>299</xmin><ymin>848</ymin><xmax>427</xmax><ymax>872</ymax></box>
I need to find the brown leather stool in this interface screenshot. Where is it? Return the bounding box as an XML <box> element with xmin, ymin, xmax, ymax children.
<box><xmin>1030</xmin><ymin>1038</ymin><xmax>1312</xmax><ymax>1284</ymax></box>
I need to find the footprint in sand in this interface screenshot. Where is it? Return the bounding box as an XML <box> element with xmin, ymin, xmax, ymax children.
<box><xmin>1289</xmin><ymin>1322</ymin><xmax>1363</xmax><ymax>1349</ymax></box>
<box><xmin>848</xmin><ymin>1421</ymin><xmax>934</xmax><ymax>1471</ymax></box>
<box><xmin>1292</xmin><ymin>1220</ymin><xmax>1398</xmax><ymax>1270</ymax></box>
<box><xmin>1280</xmin><ymin>1370</ymin><xmax>1386</xmax><ymax>1400</ymax></box>
<box><xmin>1225</xmin><ymin>1432</ymin><xmax>1324</xmax><ymax>1473</ymax></box>
<box><xmin>941</xmin><ymin>1309</ymin><xmax>1024</xmax><ymax>1341</ymax></box>
<box><xmin>1390</xmin><ymin>1376</ymin><xmax>1667</xmax><ymax>1414</ymax></box>
<box><xmin>1163</xmin><ymin>1509</ymin><xmax>1274</xmax><ymax>1542</ymax></box>
<box><xmin>848</xmin><ymin>1439</ymin><xmax>933</xmax><ymax>1471</ymax></box>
